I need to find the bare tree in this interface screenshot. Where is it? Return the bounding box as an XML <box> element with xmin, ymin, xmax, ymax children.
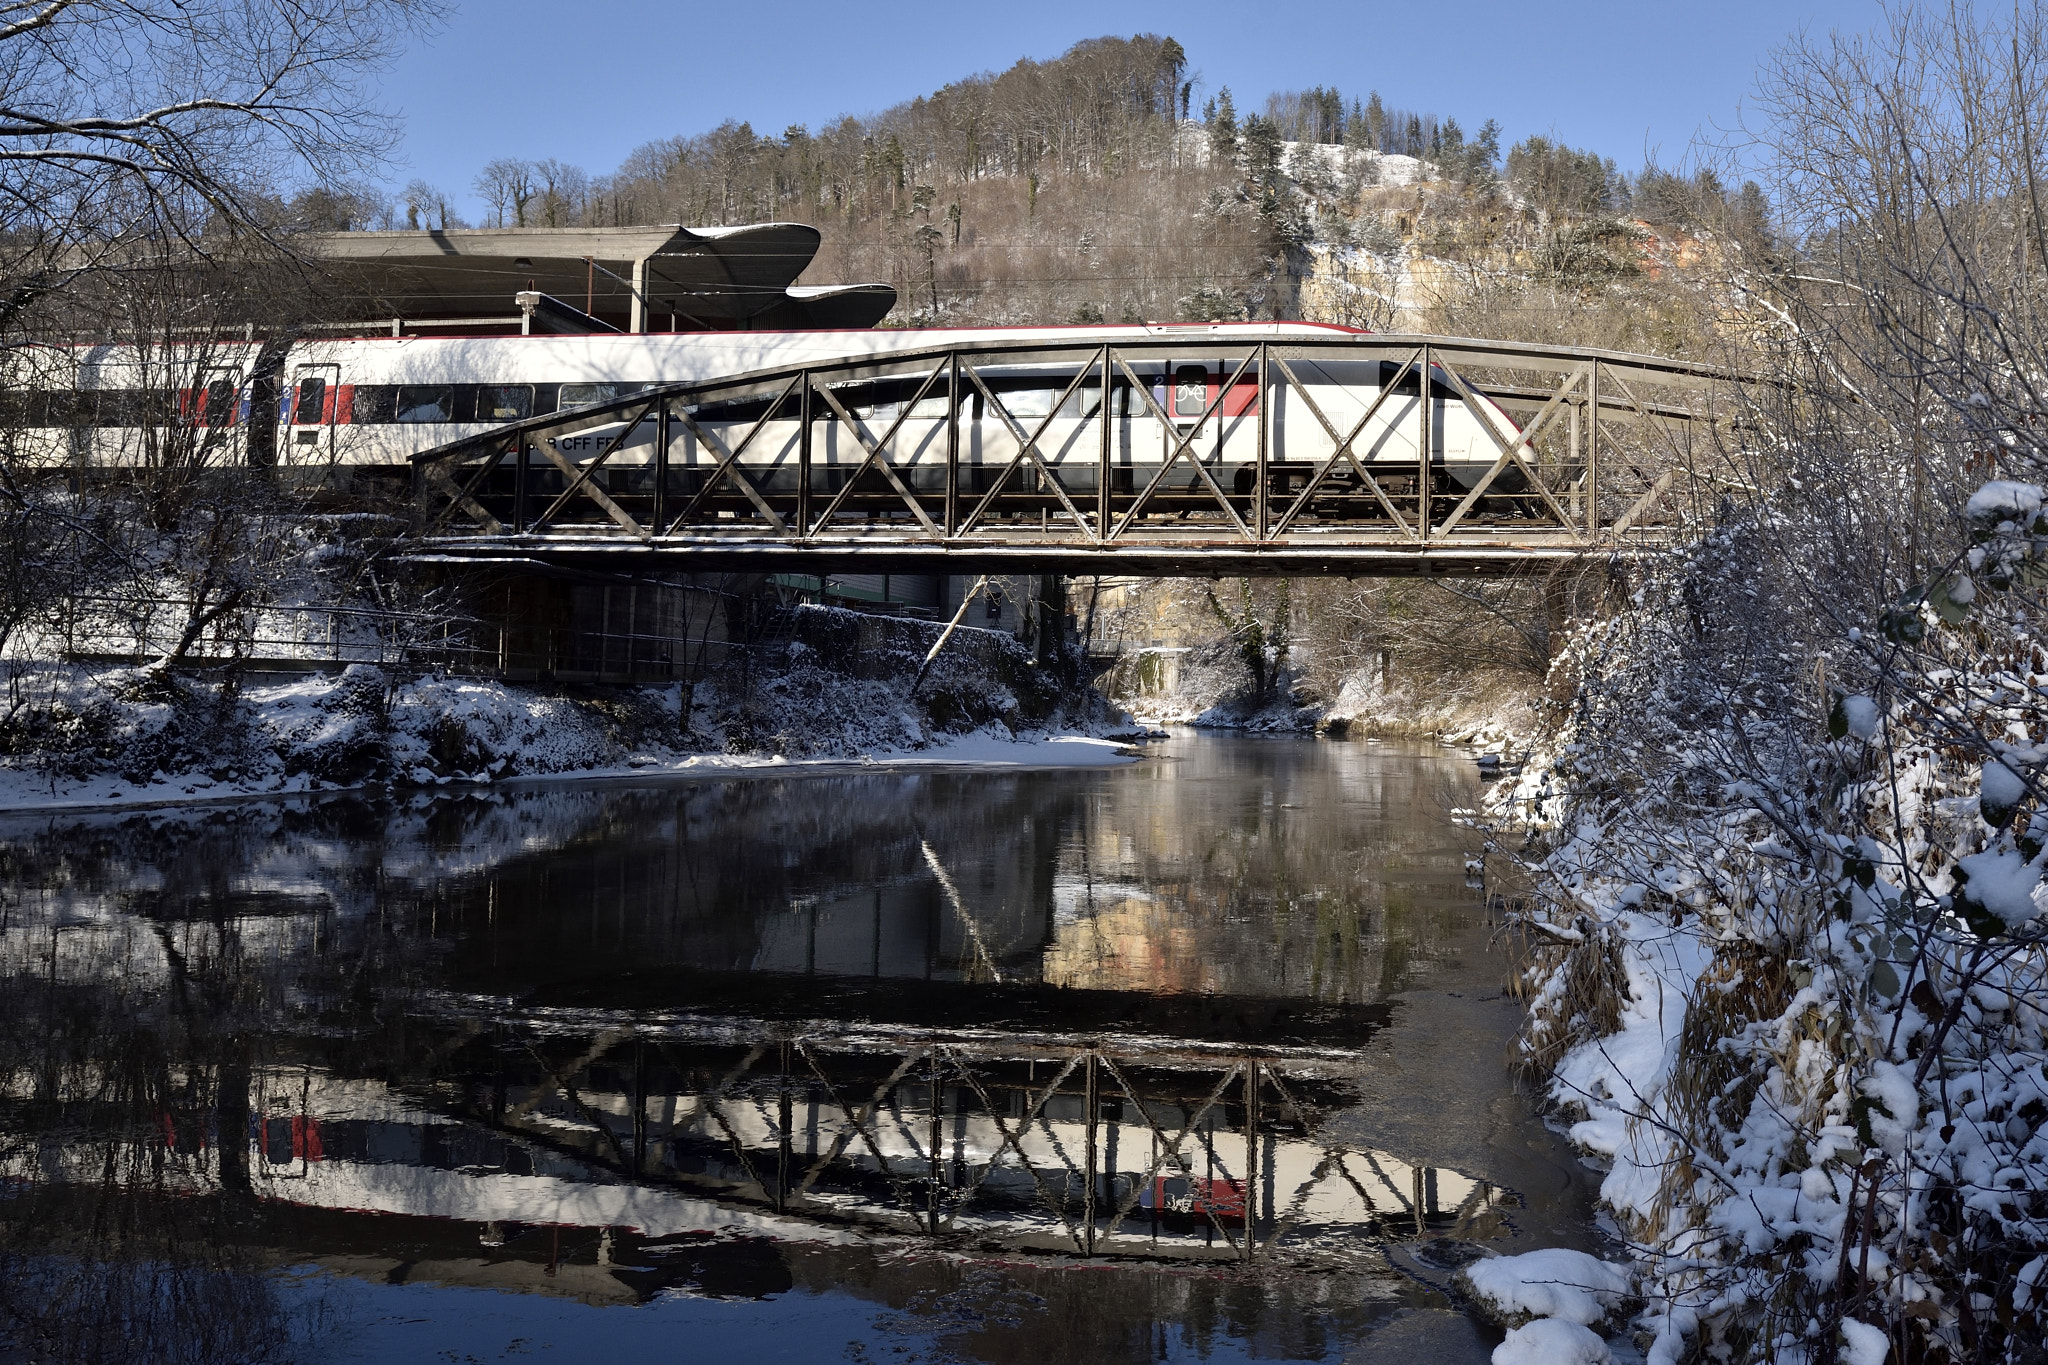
<box><xmin>0</xmin><ymin>0</ymin><xmax>442</xmax><ymax>331</ymax></box>
<box><xmin>473</xmin><ymin>156</ymin><xmax>537</xmax><ymax>228</ymax></box>
<box><xmin>400</xmin><ymin>177</ymin><xmax>462</xmax><ymax>230</ymax></box>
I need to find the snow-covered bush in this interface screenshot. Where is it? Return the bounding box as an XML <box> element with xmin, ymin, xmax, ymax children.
<box><xmin>1493</xmin><ymin>491</ymin><xmax>2048</xmax><ymax>1363</ymax></box>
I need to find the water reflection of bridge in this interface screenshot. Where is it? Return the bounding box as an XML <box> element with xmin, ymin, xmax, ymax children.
<box><xmin>361</xmin><ymin>1012</ymin><xmax>1509</xmax><ymax>1264</ymax></box>
<box><xmin>410</xmin><ymin>334</ymin><xmax>1753</xmax><ymax>577</ymax></box>
<box><xmin>0</xmin><ymin>748</ymin><xmax>1514</xmax><ymax>1316</ymax></box>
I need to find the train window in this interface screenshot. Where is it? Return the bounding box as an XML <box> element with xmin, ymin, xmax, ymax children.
<box><xmin>908</xmin><ymin>394</ymin><xmax>952</xmax><ymax>419</ymax></box>
<box><xmin>1001</xmin><ymin>387</ymin><xmax>1054</xmax><ymax>419</ymax></box>
<box><xmin>1173</xmin><ymin>365</ymin><xmax>1207</xmax><ymax>417</ymax></box>
<box><xmin>1059</xmin><ymin>382</ymin><xmax>1103</xmax><ymax>419</ymax></box>
<box><xmin>293</xmin><ymin>377</ymin><xmax>327</xmax><ymax>424</ymax></box>
<box><xmin>351</xmin><ymin>385</ymin><xmax>394</xmax><ymax>424</ymax></box>
<box><xmin>559</xmin><ymin>383</ymin><xmax>618</xmax><ymax>409</ymax></box>
<box><xmin>476</xmin><ymin>385</ymin><xmax>533</xmax><ymax>421</ymax></box>
<box><xmin>199</xmin><ymin>377</ymin><xmax>236</xmax><ymax>426</ymax></box>
<box><xmin>42</xmin><ymin>391</ymin><xmax>96</xmax><ymax>427</ymax></box>
<box><xmin>1379</xmin><ymin>360</ymin><xmax>1452</xmax><ymax>400</ymax></box>
<box><xmin>394</xmin><ymin>386</ymin><xmax>454</xmax><ymax>423</ymax></box>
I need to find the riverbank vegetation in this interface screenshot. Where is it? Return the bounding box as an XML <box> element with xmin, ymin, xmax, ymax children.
<box><xmin>1489</xmin><ymin>8</ymin><xmax>2048</xmax><ymax>1362</ymax></box>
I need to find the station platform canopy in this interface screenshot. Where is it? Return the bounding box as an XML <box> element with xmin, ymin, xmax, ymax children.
<box><xmin>303</xmin><ymin>222</ymin><xmax>896</xmax><ymax>336</ymax></box>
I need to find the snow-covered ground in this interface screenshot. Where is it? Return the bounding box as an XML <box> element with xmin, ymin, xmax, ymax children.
<box><xmin>0</xmin><ymin>607</ymin><xmax>1134</xmax><ymax>812</ymax></box>
<box><xmin>1127</xmin><ymin>660</ymin><xmax>1539</xmax><ymax>760</ymax></box>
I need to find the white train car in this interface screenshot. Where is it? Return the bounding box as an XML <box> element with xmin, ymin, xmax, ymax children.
<box><xmin>6</xmin><ymin>322</ymin><xmax>1532</xmax><ymax>518</ymax></box>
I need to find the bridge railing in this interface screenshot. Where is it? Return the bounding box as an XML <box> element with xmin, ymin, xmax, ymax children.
<box><xmin>409</xmin><ymin>333</ymin><xmax>1763</xmax><ymax>572</ymax></box>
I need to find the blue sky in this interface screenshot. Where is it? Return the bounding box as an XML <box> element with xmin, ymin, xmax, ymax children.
<box><xmin>380</xmin><ymin>0</ymin><xmax>1884</xmax><ymax>220</ymax></box>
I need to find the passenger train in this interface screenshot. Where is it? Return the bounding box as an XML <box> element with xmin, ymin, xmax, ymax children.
<box><xmin>6</xmin><ymin>322</ymin><xmax>1536</xmax><ymax>520</ymax></box>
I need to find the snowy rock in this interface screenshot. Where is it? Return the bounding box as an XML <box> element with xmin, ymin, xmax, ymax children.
<box><xmin>1964</xmin><ymin>479</ymin><xmax>2044</xmax><ymax>525</ymax></box>
<box><xmin>1840</xmin><ymin>694</ymin><xmax>1881</xmax><ymax>740</ymax></box>
<box><xmin>1954</xmin><ymin>845</ymin><xmax>2048</xmax><ymax>928</ymax></box>
<box><xmin>1838</xmin><ymin>1318</ymin><xmax>1889</xmax><ymax>1365</ymax></box>
<box><xmin>2016</xmin><ymin>1255</ymin><xmax>2048</xmax><ymax>1311</ymax></box>
<box><xmin>1980</xmin><ymin>758</ymin><xmax>2027</xmax><ymax>825</ymax></box>
<box><xmin>1461</xmin><ymin>1248</ymin><xmax>1632</xmax><ymax>1328</ymax></box>
<box><xmin>1491</xmin><ymin>1317</ymin><xmax>1612</xmax><ymax>1365</ymax></box>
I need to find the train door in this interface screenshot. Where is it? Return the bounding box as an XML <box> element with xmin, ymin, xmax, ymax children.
<box><xmin>1171</xmin><ymin>363</ymin><xmax>1208</xmax><ymax>433</ymax></box>
<box><xmin>1160</xmin><ymin>363</ymin><xmax>1212</xmax><ymax>492</ymax></box>
<box><xmin>288</xmin><ymin>363</ymin><xmax>340</xmax><ymax>462</ymax></box>
<box><xmin>195</xmin><ymin>365</ymin><xmax>241</xmax><ymax>463</ymax></box>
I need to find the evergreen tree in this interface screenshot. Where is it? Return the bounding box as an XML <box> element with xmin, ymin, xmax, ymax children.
<box><xmin>1344</xmin><ymin>98</ymin><xmax>1368</xmax><ymax>151</ymax></box>
<box><xmin>1319</xmin><ymin>87</ymin><xmax>1343</xmax><ymax>143</ymax></box>
<box><xmin>1365</xmin><ymin>92</ymin><xmax>1387</xmax><ymax>152</ymax></box>
<box><xmin>1157</xmin><ymin>37</ymin><xmax>1187</xmax><ymax>117</ymax></box>
<box><xmin>1470</xmin><ymin>118</ymin><xmax>1502</xmax><ymax>184</ymax></box>
<box><xmin>1241</xmin><ymin>113</ymin><xmax>1284</xmax><ymax>196</ymax></box>
<box><xmin>1210</xmin><ymin>87</ymin><xmax>1239</xmax><ymax>162</ymax></box>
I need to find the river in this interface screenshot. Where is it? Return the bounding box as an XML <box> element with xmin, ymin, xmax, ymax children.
<box><xmin>0</xmin><ymin>732</ymin><xmax>1602</xmax><ymax>1364</ymax></box>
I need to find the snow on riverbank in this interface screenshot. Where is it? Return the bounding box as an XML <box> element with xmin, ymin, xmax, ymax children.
<box><xmin>1481</xmin><ymin>505</ymin><xmax>2048</xmax><ymax>1365</ymax></box>
<box><xmin>0</xmin><ymin>702</ymin><xmax>1138</xmax><ymax>813</ymax></box>
<box><xmin>0</xmin><ymin>607</ymin><xmax>1132</xmax><ymax>812</ymax></box>
<box><xmin>1130</xmin><ymin>662</ymin><xmax>1541</xmax><ymax>754</ymax></box>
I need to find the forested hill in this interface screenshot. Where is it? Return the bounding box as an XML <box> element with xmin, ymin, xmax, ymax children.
<box><xmin>343</xmin><ymin>33</ymin><xmax>1769</xmax><ymax>350</ymax></box>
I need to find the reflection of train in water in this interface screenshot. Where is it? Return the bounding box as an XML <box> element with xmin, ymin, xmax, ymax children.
<box><xmin>10</xmin><ymin>322</ymin><xmax>1536</xmax><ymax>521</ymax></box>
<box><xmin>2</xmin><ymin>1054</ymin><xmax>1510</xmax><ymax>1263</ymax></box>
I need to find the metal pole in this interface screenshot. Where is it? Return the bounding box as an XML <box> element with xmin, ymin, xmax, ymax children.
<box><xmin>1255</xmin><ymin>344</ymin><xmax>1270</xmax><ymax>541</ymax></box>
<box><xmin>1586</xmin><ymin>362</ymin><xmax>1600</xmax><ymax>538</ymax></box>
<box><xmin>653</xmin><ymin>397</ymin><xmax>670</xmax><ymax>534</ymax></box>
<box><xmin>777</xmin><ymin>1040</ymin><xmax>792</xmax><ymax>1214</ymax></box>
<box><xmin>1097</xmin><ymin>346</ymin><xmax>1112</xmax><ymax>538</ymax></box>
<box><xmin>928</xmin><ymin>1046</ymin><xmax>942</xmax><ymax>1235</ymax></box>
<box><xmin>1417</xmin><ymin>344</ymin><xmax>1432</xmax><ymax>542</ymax></box>
<box><xmin>1084</xmin><ymin>1051</ymin><xmax>1099</xmax><ymax>1254</ymax></box>
<box><xmin>514</xmin><ymin>438</ymin><xmax>530</xmax><ymax>534</ymax></box>
<box><xmin>945</xmin><ymin>353</ymin><xmax>959</xmax><ymax>536</ymax></box>
<box><xmin>798</xmin><ymin>373</ymin><xmax>813</xmax><ymax>537</ymax></box>
<box><xmin>633</xmin><ymin>1040</ymin><xmax>648</xmax><ymax>1179</ymax></box>
<box><xmin>1243</xmin><ymin>1058</ymin><xmax>1257</xmax><ymax>1261</ymax></box>
<box><xmin>1569</xmin><ymin>396</ymin><xmax>1581</xmax><ymax>527</ymax></box>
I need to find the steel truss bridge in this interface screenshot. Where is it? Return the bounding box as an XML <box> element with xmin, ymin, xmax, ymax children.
<box><xmin>410</xmin><ymin>333</ymin><xmax>1757</xmax><ymax>577</ymax></box>
<box><xmin>411</xmin><ymin>1009</ymin><xmax>1508</xmax><ymax>1264</ymax></box>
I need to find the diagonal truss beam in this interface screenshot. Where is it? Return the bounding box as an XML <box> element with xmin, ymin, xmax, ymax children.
<box><xmin>504</xmin><ymin>1028</ymin><xmax>632</xmax><ymax>1124</ymax></box>
<box><xmin>664</xmin><ymin>377</ymin><xmax>800</xmax><ymax>533</ymax></box>
<box><xmin>422</xmin><ymin>455</ymin><xmax>505</xmax><ymax>535</ymax></box>
<box><xmin>1600</xmin><ymin>366</ymin><xmax>1702</xmax><ymax>535</ymax></box>
<box><xmin>1096</xmin><ymin>1054</ymin><xmax>1246</xmax><ymax>1252</ymax></box>
<box><xmin>1433</xmin><ymin>361</ymin><xmax>1589</xmax><ymax>536</ymax></box>
<box><xmin>1270</xmin><ymin>351</ymin><xmax>1421</xmax><ymax>539</ymax></box>
<box><xmin>1110</xmin><ymin>352</ymin><xmax>1255</xmax><ymax>541</ymax></box>
<box><xmin>530</xmin><ymin>432</ymin><xmax>644</xmax><ymax>535</ymax></box>
<box><xmin>1429</xmin><ymin>357</ymin><xmax>1582</xmax><ymax>538</ymax></box>
<box><xmin>956</xmin><ymin>355</ymin><xmax>1100</xmax><ymax>540</ymax></box>
<box><xmin>810</xmin><ymin>367</ymin><xmax>946</xmax><ymax>539</ymax></box>
<box><xmin>531</xmin><ymin>397</ymin><xmax>663</xmax><ymax>532</ymax></box>
<box><xmin>792</xmin><ymin>1043</ymin><xmax>927</xmax><ymax>1216</ymax></box>
<box><xmin>945</xmin><ymin>1052</ymin><xmax>1089</xmax><ymax>1250</ymax></box>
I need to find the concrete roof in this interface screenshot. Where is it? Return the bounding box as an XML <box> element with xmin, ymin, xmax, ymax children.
<box><xmin>303</xmin><ymin>223</ymin><xmax>895</xmax><ymax>332</ymax></box>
